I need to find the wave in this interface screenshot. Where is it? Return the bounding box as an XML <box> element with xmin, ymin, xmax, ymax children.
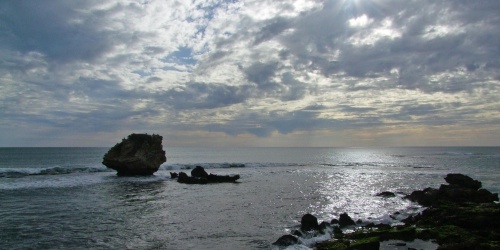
<box><xmin>441</xmin><ymin>151</ymin><xmax>482</xmax><ymax>156</ymax></box>
<box><xmin>161</xmin><ymin>162</ymin><xmax>305</xmax><ymax>170</ymax></box>
<box><xmin>0</xmin><ymin>166</ymin><xmax>112</xmax><ymax>178</ymax></box>
<box><xmin>0</xmin><ymin>160</ymin><xmax>437</xmax><ymax>179</ymax></box>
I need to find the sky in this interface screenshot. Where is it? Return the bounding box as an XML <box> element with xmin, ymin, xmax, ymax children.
<box><xmin>1</xmin><ymin>0</ymin><xmax>499</xmax><ymax>147</ymax></box>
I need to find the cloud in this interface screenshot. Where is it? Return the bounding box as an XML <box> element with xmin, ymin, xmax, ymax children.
<box><xmin>0</xmin><ymin>0</ymin><xmax>499</xmax><ymax>146</ymax></box>
<box><xmin>161</xmin><ymin>82</ymin><xmax>252</xmax><ymax>110</ymax></box>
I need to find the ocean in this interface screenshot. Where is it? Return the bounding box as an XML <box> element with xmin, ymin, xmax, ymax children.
<box><xmin>1</xmin><ymin>147</ymin><xmax>499</xmax><ymax>249</ymax></box>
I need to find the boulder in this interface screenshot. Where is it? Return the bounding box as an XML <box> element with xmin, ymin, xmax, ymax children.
<box><xmin>444</xmin><ymin>173</ymin><xmax>481</xmax><ymax>190</ymax></box>
<box><xmin>102</xmin><ymin>133</ymin><xmax>166</xmax><ymax>176</ymax></box>
<box><xmin>191</xmin><ymin>166</ymin><xmax>209</xmax><ymax>178</ymax></box>
<box><xmin>338</xmin><ymin>213</ymin><xmax>356</xmax><ymax>228</ymax></box>
<box><xmin>301</xmin><ymin>213</ymin><xmax>319</xmax><ymax>231</ymax></box>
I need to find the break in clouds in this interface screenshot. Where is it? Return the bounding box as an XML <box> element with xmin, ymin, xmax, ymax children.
<box><xmin>0</xmin><ymin>0</ymin><xmax>499</xmax><ymax>146</ymax></box>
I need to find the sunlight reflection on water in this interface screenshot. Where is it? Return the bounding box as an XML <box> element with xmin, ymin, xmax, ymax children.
<box><xmin>301</xmin><ymin>166</ymin><xmax>429</xmax><ymax>225</ymax></box>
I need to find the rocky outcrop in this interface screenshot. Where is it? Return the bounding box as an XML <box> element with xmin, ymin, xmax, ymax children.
<box><xmin>178</xmin><ymin>172</ymin><xmax>208</xmax><ymax>184</ymax></box>
<box><xmin>338</xmin><ymin>213</ymin><xmax>356</xmax><ymax>228</ymax></box>
<box><xmin>444</xmin><ymin>173</ymin><xmax>481</xmax><ymax>190</ymax></box>
<box><xmin>301</xmin><ymin>213</ymin><xmax>320</xmax><ymax>231</ymax></box>
<box><xmin>102</xmin><ymin>133</ymin><xmax>166</xmax><ymax>176</ymax></box>
<box><xmin>407</xmin><ymin>173</ymin><xmax>498</xmax><ymax>205</ymax></box>
<box><xmin>274</xmin><ymin>173</ymin><xmax>500</xmax><ymax>249</ymax></box>
<box><xmin>171</xmin><ymin>166</ymin><xmax>240</xmax><ymax>184</ymax></box>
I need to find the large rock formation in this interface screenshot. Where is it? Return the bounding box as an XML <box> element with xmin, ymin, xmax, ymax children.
<box><xmin>102</xmin><ymin>133</ymin><xmax>166</xmax><ymax>176</ymax></box>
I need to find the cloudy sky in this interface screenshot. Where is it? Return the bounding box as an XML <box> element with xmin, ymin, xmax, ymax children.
<box><xmin>1</xmin><ymin>0</ymin><xmax>499</xmax><ymax>147</ymax></box>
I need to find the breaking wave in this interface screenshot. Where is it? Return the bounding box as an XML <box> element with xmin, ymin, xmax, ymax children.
<box><xmin>0</xmin><ymin>166</ymin><xmax>112</xmax><ymax>178</ymax></box>
<box><xmin>1</xmin><ymin>160</ymin><xmax>437</xmax><ymax>179</ymax></box>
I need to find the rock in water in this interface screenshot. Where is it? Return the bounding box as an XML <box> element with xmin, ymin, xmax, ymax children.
<box><xmin>191</xmin><ymin>166</ymin><xmax>209</xmax><ymax>178</ymax></box>
<box><xmin>272</xmin><ymin>235</ymin><xmax>298</xmax><ymax>246</ymax></box>
<box><xmin>444</xmin><ymin>173</ymin><xmax>482</xmax><ymax>190</ymax></box>
<box><xmin>301</xmin><ymin>213</ymin><xmax>319</xmax><ymax>231</ymax></box>
<box><xmin>102</xmin><ymin>133</ymin><xmax>166</xmax><ymax>176</ymax></box>
<box><xmin>339</xmin><ymin>213</ymin><xmax>356</xmax><ymax>228</ymax></box>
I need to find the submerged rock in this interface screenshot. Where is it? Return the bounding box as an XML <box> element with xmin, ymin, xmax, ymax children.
<box><xmin>102</xmin><ymin>133</ymin><xmax>166</xmax><ymax>176</ymax></box>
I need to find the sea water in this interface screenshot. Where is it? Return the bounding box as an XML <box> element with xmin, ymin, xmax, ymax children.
<box><xmin>0</xmin><ymin>147</ymin><xmax>499</xmax><ymax>249</ymax></box>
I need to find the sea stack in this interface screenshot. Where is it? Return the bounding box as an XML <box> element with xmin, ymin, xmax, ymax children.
<box><xmin>102</xmin><ymin>133</ymin><xmax>167</xmax><ymax>176</ymax></box>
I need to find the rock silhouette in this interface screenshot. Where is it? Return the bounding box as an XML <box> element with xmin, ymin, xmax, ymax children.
<box><xmin>102</xmin><ymin>133</ymin><xmax>166</xmax><ymax>176</ymax></box>
<box><xmin>171</xmin><ymin>166</ymin><xmax>240</xmax><ymax>184</ymax></box>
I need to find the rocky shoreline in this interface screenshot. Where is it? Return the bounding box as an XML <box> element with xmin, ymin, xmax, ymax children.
<box><xmin>273</xmin><ymin>173</ymin><xmax>499</xmax><ymax>250</ymax></box>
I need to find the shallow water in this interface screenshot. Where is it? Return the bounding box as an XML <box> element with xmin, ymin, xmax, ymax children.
<box><xmin>0</xmin><ymin>147</ymin><xmax>499</xmax><ymax>249</ymax></box>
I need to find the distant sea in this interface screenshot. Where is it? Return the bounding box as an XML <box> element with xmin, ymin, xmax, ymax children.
<box><xmin>1</xmin><ymin>147</ymin><xmax>499</xmax><ymax>249</ymax></box>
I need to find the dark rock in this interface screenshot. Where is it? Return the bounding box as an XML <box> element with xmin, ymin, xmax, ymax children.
<box><xmin>407</xmin><ymin>187</ymin><xmax>439</xmax><ymax>206</ymax></box>
<box><xmin>272</xmin><ymin>234</ymin><xmax>298</xmax><ymax>246</ymax></box>
<box><xmin>331</xmin><ymin>218</ymin><xmax>339</xmax><ymax>225</ymax></box>
<box><xmin>407</xmin><ymin>174</ymin><xmax>498</xmax><ymax>206</ymax></box>
<box><xmin>191</xmin><ymin>166</ymin><xmax>209</xmax><ymax>178</ymax></box>
<box><xmin>102</xmin><ymin>133</ymin><xmax>166</xmax><ymax>176</ymax></box>
<box><xmin>292</xmin><ymin>230</ymin><xmax>303</xmax><ymax>237</ymax></box>
<box><xmin>170</xmin><ymin>172</ymin><xmax>178</xmax><ymax>179</ymax></box>
<box><xmin>174</xmin><ymin>168</ymin><xmax>240</xmax><ymax>184</ymax></box>
<box><xmin>475</xmin><ymin>188</ymin><xmax>498</xmax><ymax>203</ymax></box>
<box><xmin>339</xmin><ymin>212</ymin><xmax>356</xmax><ymax>228</ymax></box>
<box><xmin>332</xmin><ymin>226</ymin><xmax>343</xmax><ymax>236</ymax></box>
<box><xmin>376</xmin><ymin>191</ymin><xmax>396</xmax><ymax>198</ymax></box>
<box><xmin>207</xmin><ymin>173</ymin><xmax>240</xmax><ymax>183</ymax></box>
<box><xmin>301</xmin><ymin>213</ymin><xmax>319</xmax><ymax>231</ymax></box>
<box><xmin>177</xmin><ymin>172</ymin><xmax>208</xmax><ymax>184</ymax></box>
<box><xmin>444</xmin><ymin>173</ymin><xmax>481</xmax><ymax>190</ymax></box>
<box><xmin>319</xmin><ymin>221</ymin><xmax>330</xmax><ymax>230</ymax></box>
